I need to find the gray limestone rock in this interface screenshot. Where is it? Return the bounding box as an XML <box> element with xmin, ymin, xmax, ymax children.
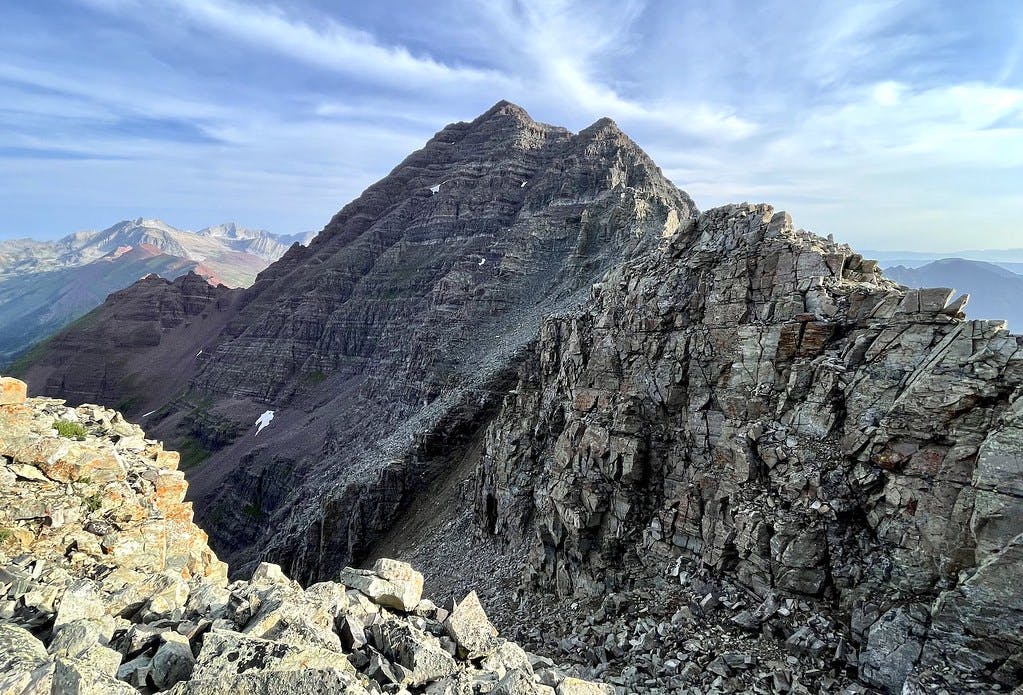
<box><xmin>151</xmin><ymin>633</ymin><xmax>196</xmax><ymax>690</ymax></box>
<box><xmin>444</xmin><ymin>590</ymin><xmax>500</xmax><ymax>659</ymax></box>
<box><xmin>371</xmin><ymin>620</ymin><xmax>458</xmax><ymax>686</ymax></box>
<box><xmin>166</xmin><ymin>669</ymin><xmax>371</xmax><ymax>695</ymax></box>
<box><xmin>339</xmin><ymin>559</ymin><xmax>424</xmax><ymax>612</ymax></box>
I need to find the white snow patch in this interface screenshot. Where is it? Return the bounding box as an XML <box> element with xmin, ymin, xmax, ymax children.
<box><xmin>142</xmin><ymin>410</ymin><xmax>157</xmax><ymax>418</ymax></box>
<box><xmin>520</xmin><ymin>181</ymin><xmax>527</xmax><ymax>187</ymax></box>
<box><xmin>196</xmin><ymin>349</ymin><xmax>204</xmax><ymax>357</ymax></box>
<box><xmin>478</xmin><ymin>257</ymin><xmax>486</xmax><ymax>266</ymax></box>
<box><xmin>255</xmin><ymin>410</ymin><xmax>275</xmax><ymax>435</ymax></box>
<box><xmin>429</xmin><ymin>184</ymin><xmax>441</xmax><ymax>194</ymax></box>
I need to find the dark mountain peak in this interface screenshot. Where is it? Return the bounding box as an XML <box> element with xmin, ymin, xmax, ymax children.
<box><xmin>476</xmin><ymin>99</ymin><xmax>534</xmax><ymax>124</ymax></box>
<box><xmin>576</xmin><ymin>115</ymin><xmax>634</xmax><ymax>150</ymax></box>
<box><xmin>583</xmin><ymin>115</ymin><xmax>621</xmax><ymax>133</ymax></box>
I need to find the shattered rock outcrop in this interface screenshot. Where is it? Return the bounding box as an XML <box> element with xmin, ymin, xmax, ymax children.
<box><xmin>0</xmin><ymin>376</ymin><xmax>610</xmax><ymax>694</ymax></box>
<box><xmin>475</xmin><ymin>204</ymin><xmax>1023</xmax><ymax>692</ymax></box>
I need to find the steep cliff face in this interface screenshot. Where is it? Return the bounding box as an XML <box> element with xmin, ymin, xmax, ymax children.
<box><xmin>476</xmin><ymin>203</ymin><xmax>1023</xmax><ymax>692</ymax></box>
<box><xmin>180</xmin><ymin>102</ymin><xmax>694</xmax><ymax>579</ymax></box>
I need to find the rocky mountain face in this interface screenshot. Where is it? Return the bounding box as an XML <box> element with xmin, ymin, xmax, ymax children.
<box><xmin>12</xmin><ymin>102</ymin><xmax>1023</xmax><ymax>693</ymax></box>
<box><xmin>886</xmin><ymin>258</ymin><xmax>1023</xmax><ymax>332</ymax></box>
<box><xmin>472</xmin><ymin>203</ymin><xmax>1023</xmax><ymax>692</ymax></box>
<box><xmin>0</xmin><ymin>246</ymin><xmax>219</xmax><ymax>368</ymax></box>
<box><xmin>17</xmin><ymin>272</ymin><xmax>238</xmax><ymax>417</ymax></box>
<box><xmin>0</xmin><ymin>219</ymin><xmax>305</xmax><ymax>367</ymax></box>
<box><xmin>0</xmin><ymin>377</ymin><xmax>604</xmax><ymax>694</ymax></box>
<box><xmin>19</xmin><ymin>100</ymin><xmax>696</xmax><ymax>583</ymax></box>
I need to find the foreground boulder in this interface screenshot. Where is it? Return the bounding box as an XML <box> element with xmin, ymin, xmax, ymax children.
<box><xmin>0</xmin><ymin>377</ymin><xmax>611</xmax><ymax>694</ymax></box>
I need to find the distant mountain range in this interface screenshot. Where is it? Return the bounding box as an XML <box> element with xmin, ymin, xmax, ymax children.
<box><xmin>885</xmin><ymin>258</ymin><xmax>1023</xmax><ymax>331</ymax></box>
<box><xmin>867</xmin><ymin>248</ymin><xmax>1023</xmax><ymax>275</ymax></box>
<box><xmin>0</xmin><ymin>218</ymin><xmax>313</xmax><ymax>366</ymax></box>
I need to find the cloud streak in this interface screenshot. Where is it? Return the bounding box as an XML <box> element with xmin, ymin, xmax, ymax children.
<box><xmin>0</xmin><ymin>0</ymin><xmax>1021</xmax><ymax>252</ymax></box>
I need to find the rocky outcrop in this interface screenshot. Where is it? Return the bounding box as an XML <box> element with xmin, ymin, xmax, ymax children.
<box><xmin>475</xmin><ymin>203</ymin><xmax>1023</xmax><ymax>692</ymax></box>
<box><xmin>0</xmin><ymin>376</ymin><xmax>225</xmax><ymax>583</ymax></box>
<box><xmin>12</xmin><ymin>103</ymin><xmax>1023</xmax><ymax>693</ymax></box>
<box><xmin>0</xmin><ymin>376</ymin><xmax>608</xmax><ymax>694</ymax></box>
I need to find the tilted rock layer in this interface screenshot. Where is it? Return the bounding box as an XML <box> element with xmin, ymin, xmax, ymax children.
<box><xmin>0</xmin><ymin>376</ymin><xmax>608</xmax><ymax>694</ymax></box>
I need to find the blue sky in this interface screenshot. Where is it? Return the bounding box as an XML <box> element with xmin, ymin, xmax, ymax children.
<box><xmin>1</xmin><ymin>0</ymin><xmax>1021</xmax><ymax>250</ymax></box>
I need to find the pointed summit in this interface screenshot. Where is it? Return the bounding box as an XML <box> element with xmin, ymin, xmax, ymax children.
<box><xmin>475</xmin><ymin>99</ymin><xmax>534</xmax><ymax>125</ymax></box>
<box><xmin>577</xmin><ymin>116</ymin><xmax>628</xmax><ymax>143</ymax></box>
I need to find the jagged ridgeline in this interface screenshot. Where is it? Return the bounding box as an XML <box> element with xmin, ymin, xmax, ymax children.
<box><xmin>11</xmin><ymin>101</ymin><xmax>1023</xmax><ymax>694</ymax></box>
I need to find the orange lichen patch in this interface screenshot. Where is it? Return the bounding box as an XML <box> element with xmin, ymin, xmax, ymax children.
<box><xmin>102</xmin><ymin>520</ymin><xmax>168</xmax><ymax>573</ymax></box>
<box><xmin>6</xmin><ymin>438</ymin><xmax>71</xmax><ymax>472</ymax></box>
<box><xmin>105</xmin><ymin>496</ymin><xmax>149</xmax><ymax>523</ymax></box>
<box><xmin>162</xmin><ymin>501</ymin><xmax>196</xmax><ymax>523</ymax></box>
<box><xmin>155</xmin><ymin>449</ymin><xmax>181</xmax><ymax>470</ymax></box>
<box><xmin>153</xmin><ymin>471</ymin><xmax>188</xmax><ymax>509</ymax></box>
<box><xmin>0</xmin><ymin>403</ymin><xmax>33</xmax><ymax>438</ymax></box>
<box><xmin>0</xmin><ymin>377</ymin><xmax>27</xmax><ymax>405</ymax></box>
<box><xmin>41</xmin><ymin>448</ymin><xmax>125</xmax><ymax>484</ymax></box>
<box><xmin>0</xmin><ymin>526</ymin><xmax>35</xmax><ymax>552</ymax></box>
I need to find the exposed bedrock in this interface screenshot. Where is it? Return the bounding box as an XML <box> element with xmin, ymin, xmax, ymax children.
<box><xmin>183</xmin><ymin>102</ymin><xmax>697</xmax><ymax>582</ymax></box>
<box><xmin>476</xmin><ymin>203</ymin><xmax>1023</xmax><ymax>692</ymax></box>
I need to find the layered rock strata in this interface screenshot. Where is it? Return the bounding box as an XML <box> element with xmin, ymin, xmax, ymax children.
<box><xmin>11</xmin><ymin>103</ymin><xmax>1023</xmax><ymax>694</ymax></box>
<box><xmin>20</xmin><ymin>272</ymin><xmax>237</xmax><ymax>412</ymax></box>
<box><xmin>19</xmin><ymin>101</ymin><xmax>697</xmax><ymax>586</ymax></box>
<box><xmin>475</xmin><ymin>203</ymin><xmax>1023</xmax><ymax>692</ymax></box>
<box><xmin>0</xmin><ymin>376</ymin><xmax>609</xmax><ymax>694</ymax></box>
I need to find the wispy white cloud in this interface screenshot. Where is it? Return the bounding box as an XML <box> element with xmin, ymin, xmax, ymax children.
<box><xmin>2</xmin><ymin>0</ymin><xmax>1022</xmax><ymax>252</ymax></box>
<box><xmin>80</xmin><ymin>0</ymin><xmax>510</xmax><ymax>91</ymax></box>
<box><xmin>474</xmin><ymin>0</ymin><xmax>758</xmax><ymax>140</ymax></box>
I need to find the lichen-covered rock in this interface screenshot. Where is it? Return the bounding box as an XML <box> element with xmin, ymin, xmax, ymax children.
<box><xmin>0</xmin><ymin>395</ymin><xmax>228</xmax><ymax>585</ymax></box>
<box><xmin>0</xmin><ymin>623</ymin><xmax>52</xmax><ymax>692</ymax></box>
<box><xmin>166</xmin><ymin>669</ymin><xmax>371</xmax><ymax>695</ymax></box>
<box><xmin>0</xmin><ymin>376</ymin><xmax>27</xmax><ymax>405</ymax></box>
<box><xmin>444</xmin><ymin>590</ymin><xmax>500</xmax><ymax>659</ymax></box>
<box><xmin>556</xmin><ymin>678</ymin><xmax>614</xmax><ymax>695</ymax></box>
<box><xmin>0</xmin><ymin>379</ymin><xmax>604</xmax><ymax>694</ymax></box>
<box><xmin>339</xmin><ymin>558</ymin><xmax>424</xmax><ymax>612</ymax></box>
<box><xmin>150</xmin><ymin>633</ymin><xmax>196</xmax><ymax>689</ymax></box>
